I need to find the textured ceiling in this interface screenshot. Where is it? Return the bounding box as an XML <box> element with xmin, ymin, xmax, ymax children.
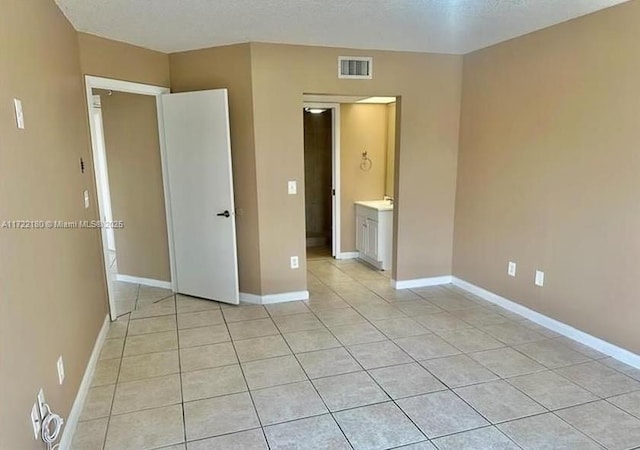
<box><xmin>55</xmin><ymin>0</ymin><xmax>629</xmax><ymax>54</ymax></box>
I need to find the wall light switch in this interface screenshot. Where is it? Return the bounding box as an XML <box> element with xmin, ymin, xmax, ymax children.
<box><xmin>288</xmin><ymin>181</ymin><xmax>297</xmax><ymax>195</ymax></box>
<box><xmin>290</xmin><ymin>256</ymin><xmax>299</xmax><ymax>269</ymax></box>
<box><xmin>57</xmin><ymin>356</ymin><xmax>65</xmax><ymax>385</ymax></box>
<box><xmin>508</xmin><ymin>261</ymin><xmax>517</xmax><ymax>277</ymax></box>
<box><xmin>83</xmin><ymin>190</ymin><xmax>90</xmax><ymax>209</ymax></box>
<box><xmin>14</xmin><ymin>98</ymin><xmax>25</xmax><ymax>129</ymax></box>
<box><xmin>535</xmin><ymin>270</ymin><xmax>545</xmax><ymax>287</ymax></box>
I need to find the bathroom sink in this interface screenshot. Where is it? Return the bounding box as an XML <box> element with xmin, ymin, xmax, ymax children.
<box><xmin>354</xmin><ymin>200</ymin><xmax>393</xmax><ymax>211</ymax></box>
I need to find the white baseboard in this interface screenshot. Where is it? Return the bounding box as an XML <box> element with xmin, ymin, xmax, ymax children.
<box><xmin>59</xmin><ymin>314</ymin><xmax>110</xmax><ymax>450</ymax></box>
<box><xmin>115</xmin><ymin>274</ymin><xmax>172</xmax><ymax>290</ymax></box>
<box><xmin>337</xmin><ymin>252</ymin><xmax>359</xmax><ymax>260</ymax></box>
<box><xmin>452</xmin><ymin>277</ymin><xmax>640</xmax><ymax>370</ymax></box>
<box><xmin>240</xmin><ymin>290</ymin><xmax>310</xmax><ymax>305</ymax></box>
<box><xmin>392</xmin><ymin>276</ymin><xmax>453</xmax><ymax>290</ymax></box>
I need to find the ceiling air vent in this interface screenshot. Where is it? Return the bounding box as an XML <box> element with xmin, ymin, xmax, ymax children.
<box><xmin>338</xmin><ymin>56</ymin><xmax>373</xmax><ymax>79</ymax></box>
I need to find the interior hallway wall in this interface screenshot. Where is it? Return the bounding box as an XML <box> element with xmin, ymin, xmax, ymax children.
<box><xmin>0</xmin><ymin>1</ymin><xmax>108</xmax><ymax>448</ymax></box>
<box><xmin>303</xmin><ymin>110</ymin><xmax>333</xmax><ymax>247</ymax></box>
<box><xmin>97</xmin><ymin>90</ymin><xmax>171</xmax><ymax>282</ymax></box>
<box><xmin>340</xmin><ymin>103</ymin><xmax>389</xmax><ymax>252</ymax></box>
<box><xmin>454</xmin><ymin>0</ymin><xmax>640</xmax><ymax>354</ymax></box>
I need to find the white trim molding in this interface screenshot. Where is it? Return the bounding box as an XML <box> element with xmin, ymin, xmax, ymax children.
<box><xmin>59</xmin><ymin>315</ymin><xmax>110</xmax><ymax>450</ymax></box>
<box><xmin>115</xmin><ymin>274</ymin><xmax>172</xmax><ymax>290</ymax></box>
<box><xmin>337</xmin><ymin>252</ymin><xmax>359</xmax><ymax>260</ymax></box>
<box><xmin>392</xmin><ymin>276</ymin><xmax>453</xmax><ymax>290</ymax></box>
<box><xmin>84</xmin><ymin>75</ymin><xmax>175</xmax><ymax>321</ymax></box>
<box><xmin>452</xmin><ymin>277</ymin><xmax>640</xmax><ymax>370</ymax></box>
<box><xmin>240</xmin><ymin>290</ymin><xmax>310</xmax><ymax>305</ymax></box>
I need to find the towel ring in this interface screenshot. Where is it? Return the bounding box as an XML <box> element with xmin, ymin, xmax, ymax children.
<box><xmin>360</xmin><ymin>150</ymin><xmax>372</xmax><ymax>171</ymax></box>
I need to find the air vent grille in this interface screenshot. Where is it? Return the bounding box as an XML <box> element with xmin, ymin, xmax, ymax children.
<box><xmin>338</xmin><ymin>56</ymin><xmax>373</xmax><ymax>79</ymax></box>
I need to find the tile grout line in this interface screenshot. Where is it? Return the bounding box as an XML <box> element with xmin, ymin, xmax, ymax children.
<box><xmin>171</xmin><ymin>293</ymin><xmax>188</xmax><ymax>447</ymax></box>
<box><xmin>265</xmin><ymin>305</ymin><xmax>357</xmax><ymax>449</ymax></box>
<box><xmin>100</xmin><ymin>311</ymin><xmax>132</xmax><ymax>450</ymax></box>
<box><xmin>222</xmin><ymin>304</ymin><xmax>273</xmax><ymax>449</ymax></box>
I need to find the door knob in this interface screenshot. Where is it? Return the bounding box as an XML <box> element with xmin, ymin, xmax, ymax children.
<box><xmin>217</xmin><ymin>210</ymin><xmax>231</xmax><ymax>218</ymax></box>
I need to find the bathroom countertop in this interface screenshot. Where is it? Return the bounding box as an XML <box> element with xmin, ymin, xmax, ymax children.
<box><xmin>355</xmin><ymin>200</ymin><xmax>394</xmax><ymax>211</ymax></box>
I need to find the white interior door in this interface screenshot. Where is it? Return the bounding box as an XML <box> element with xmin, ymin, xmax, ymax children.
<box><xmin>161</xmin><ymin>89</ymin><xmax>239</xmax><ymax>304</ymax></box>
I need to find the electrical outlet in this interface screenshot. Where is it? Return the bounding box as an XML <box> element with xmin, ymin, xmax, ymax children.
<box><xmin>30</xmin><ymin>403</ymin><xmax>40</xmax><ymax>439</ymax></box>
<box><xmin>535</xmin><ymin>270</ymin><xmax>545</xmax><ymax>287</ymax></box>
<box><xmin>288</xmin><ymin>181</ymin><xmax>297</xmax><ymax>195</ymax></box>
<box><xmin>37</xmin><ymin>389</ymin><xmax>46</xmax><ymax>419</ymax></box>
<box><xmin>57</xmin><ymin>356</ymin><xmax>65</xmax><ymax>385</ymax></box>
<box><xmin>508</xmin><ymin>261</ymin><xmax>517</xmax><ymax>277</ymax></box>
<box><xmin>290</xmin><ymin>256</ymin><xmax>299</xmax><ymax>269</ymax></box>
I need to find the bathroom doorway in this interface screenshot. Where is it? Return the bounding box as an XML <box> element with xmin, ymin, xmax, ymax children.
<box><xmin>302</xmin><ymin>95</ymin><xmax>397</xmax><ymax>271</ymax></box>
<box><xmin>303</xmin><ymin>104</ymin><xmax>337</xmax><ymax>259</ymax></box>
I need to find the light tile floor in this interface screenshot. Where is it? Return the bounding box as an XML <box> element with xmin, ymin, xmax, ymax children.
<box><xmin>73</xmin><ymin>258</ymin><xmax>640</xmax><ymax>450</ymax></box>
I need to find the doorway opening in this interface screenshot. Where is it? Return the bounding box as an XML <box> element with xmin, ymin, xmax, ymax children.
<box><xmin>302</xmin><ymin>95</ymin><xmax>397</xmax><ymax>273</ymax></box>
<box><xmin>85</xmin><ymin>77</ymin><xmax>175</xmax><ymax>320</ymax></box>
<box><xmin>303</xmin><ymin>104</ymin><xmax>336</xmax><ymax>260</ymax></box>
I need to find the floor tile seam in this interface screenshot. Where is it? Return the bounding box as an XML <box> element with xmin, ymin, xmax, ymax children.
<box><xmin>302</xmin><ymin>290</ymin><xmax>388</xmax><ymax>350</ymax></box>
<box><xmin>509</xmin><ymin>340</ymin><xmax>600</xmax><ymax>367</ymax></box>
<box><xmin>228</xmin><ymin>330</ymin><xmax>282</xmax><ymax>341</ymax></box>
<box><xmin>463</xmin><ymin>345</ymin><xmax>553</xmax><ymax>379</ymax></box>
<box><xmin>170</xmin><ymin>294</ymin><xmax>188</xmax><ymax>446</ymax></box>
<box><xmin>602</xmin><ymin>396</ymin><xmax>640</xmax><ymax>421</ymax></box>
<box><xmin>127</xmin><ymin>325</ymin><xmax>179</xmax><ymax>337</ymax></box>
<box><xmin>272</xmin><ymin>319</ymin><xmax>354</xmax><ymax>448</ymax></box>
<box><xmin>222</xmin><ymin>303</ymin><xmax>272</xmax><ymax>448</ymax></box>
<box><xmin>446</xmin><ymin>379</ymin><xmax>548</xmax><ymax>429</ymax></box>
<box><xmin>498</xmin><ymin>369</ymin><xmax>598</xmax><ymax>403</ymax></box>
<box><xmin>427</xmin><ymin>423</ymin><xmax>525</xmax><ymax>449</ymax></box>
<box><xmin>129</xmin><ymin>311</ymin><xmax>177</xmax><ymax>320</ymax></box>
<box><xmin>180</xmin><ymin>425</ymin><xmax>270</xmax><ymax>448</ymax></box>
<box><xmin>109</xmin><ymin>398</ymin><xmax>184</xmax><ymax>419</ymax></box>
<box><xmin>541</xmin><ymin>408</ymin><xmax>613</xmax><ymax>450</ymax></box>
<box><xmin>549</xmin><ymin>362</ymin><xmax>640</xmax><ymax>399</ymax></box>
<box><xmin>451</xmin><ymin>365</ymin><xmax>555</xmax><ymax>420</ymax></box>
<box><xmin>101</xmin><ymin>305</ymin><xmax>133</xmax><ymax>450</ymax></box>
<box><xmin>121</xmin><ymin>342</ymin><xmax>182</xmax><ymax>358</ymax></box>
<box><xmin>274</xmin><ymin>322</ymin><xmax>332</xmax><ymax>336</ymax></box>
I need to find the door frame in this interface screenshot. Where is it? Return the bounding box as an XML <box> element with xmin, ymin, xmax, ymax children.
<box><xmin>84</xmin><ymin>76</ymin><xmax>176</xmax><ymax>320</ymax></box>
<box><xmin>90</xmin><ymin>96</ymin><xmax>116</xmax><ymax>252</ymax></box>
<box><xmin>302</xmin><ymin>102</ymin><xmax>341</xmax><ymax>258</ymax></box>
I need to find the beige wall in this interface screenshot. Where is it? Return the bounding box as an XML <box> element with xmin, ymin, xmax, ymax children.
<box><xmin>77</xmin><ymin>33</ymin><xmax>170</xmax><ymax>87</ymax></box>
<box><xmin>386</xmin><ymin>102</ymin><xmax>397</xmax><ymax>198</ymax></box>
<box><xmin>169</xmin><ymin>44</ymin><xmax>262</xmax><ymax>295</ymax></box>
<box><xmin>97</xmin><ymin>90</ymin><xmax>171</xmax><ymax>282</ymax></box>
<box><xmin>340</xmin><ymin>103</ymin><xmax>389</xmax><ymax>252</ymax></box>
<box><xmin>251</xmin><ymin>43</ymin><xmax>462</xmax><ymax>288</ymax></box>
<box><xmin>0</xmin><ymin>1</ymin><xmax>108</xmax><ymax>448</ymax></box>
<box><xmin>454</xmin><ymin>0</ymin><xmax>640</xmax><ymax>354</ymax></box>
